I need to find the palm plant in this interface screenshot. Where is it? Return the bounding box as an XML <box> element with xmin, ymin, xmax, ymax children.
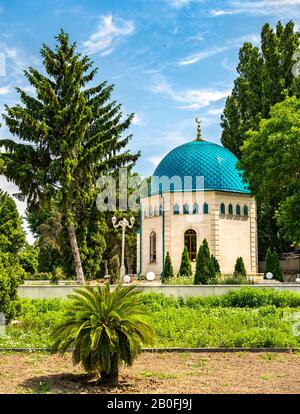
<box><xmin>52</xmin><ymin>284</ymin><xmax>154</xmax><ymax>385</ymax></box>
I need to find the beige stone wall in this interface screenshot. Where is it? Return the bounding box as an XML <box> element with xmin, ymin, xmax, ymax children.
<box><xmin>139</xmin><ymin>191</ymin><xmax>257</xmax><ymax>276</ymax></box>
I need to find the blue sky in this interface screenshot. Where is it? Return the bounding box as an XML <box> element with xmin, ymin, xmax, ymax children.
<box><xmin>0</xmin><ymin>0</ymin><xmax>300</xmax><ymax>242</ymax></box>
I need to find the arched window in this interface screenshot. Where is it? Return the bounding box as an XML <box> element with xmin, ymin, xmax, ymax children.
<box><xmin>150</xmin><ymin>231</ymin><xmax>156</xmax><ymax>263</ymax></box>
<box><xmin>228</xmin><ymin>203</ymin><xmax>233</xmax><ymax>215</ymax></box>
<box><xmin>149</xmin><ymin>207</ymin><xmax>153</xmax><ymax>217</ymax></box>
<box><xmin>183</xmin><ymin>203</ymin><xmax>189</xmax><ymax>214</ymax></box>
<box><xmin>193</xmin><ymin>203</ymin><xmax>199</xmax><ymax>214</ymax></box>
<box><xmin>154</xmin><ymin>206</ymin><xmax>158</xmax><ymax>216</ymax></box>
<box><xmin>236</xmin><ymin>204</ymin><xmax>241</xmax><ymax>216</ymax></box>
<box><xmin>203</xmin><ymin>202</ymin><xmax>209</xmax><ymax>214</ymax></box>
<box><xmin>243</xmin><ymin>205</ymin><xmax>249</xmax><ymax>217</ymax></box>
<box><xmin>144</xmin><ymin>210</ymin><xmax>148</xmax><ymax>218</ymax></box>
<box><xmin>220</xmin><ymin>203</ymin><xmax>225</xmax><ymax>214</ymax></box>
<box><xmin>184</xmin><ymin>229</ymin><xmax>197</xmax><ymax>262</ymax></box>
<box><xmin>159</xmin><ymin>205</ymin><xmax>163</xmax><ymax>216</ymax></box>
<box><xmin>173</xmin><ymin>203</ymin><xmax>179</xmax><ymax>214</ymax></box>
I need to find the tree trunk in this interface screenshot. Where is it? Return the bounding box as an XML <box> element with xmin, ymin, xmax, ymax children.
<box><xmin>68</xmin><ymin>225</ymin><xmax>85</xmax><ymax>284</ymax></box>
<box><xmin>100</xmin><ymin>369</ymin><xmax>119</xmax><ymax>386</ymax></box>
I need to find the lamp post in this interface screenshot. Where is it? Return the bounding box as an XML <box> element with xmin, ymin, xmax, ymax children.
<box><xmin>112</xmin><ymin>216</ymin><xmax>135</xmax><ymax>282</ymax></box>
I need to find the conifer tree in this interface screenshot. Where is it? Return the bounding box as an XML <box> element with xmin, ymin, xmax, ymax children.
<box><xmin>211</xmin><ymin>254</ymin><xmax>221</xmax><ymax>275</ymax></box>
<box><xmin>0</xmin><ymin>31</ymin><xmax>139</xmax><ymax>283</ymax></box>
<box><xmin>233</xmin><ymin>257</ymin><xmax>247</xmax><ymax>278</ymax></box>
<box><xmin>194</xmin><ymin>239</ymin><xmax>216</xmax><ymax>285</ymax></box>
<box><xmin>264</xmin><ymin>248</ymin><xmax>283</xmax><ymax>282</ymax></box>
<box><xmin>162</xmin><ymin>252</ymin><xmax>174</xmax><ymax>283</ymax></box>
<box><xmin>178</xmin><ymin>246</ymin><xmax>192</xmax><ymax>277</ymax></box>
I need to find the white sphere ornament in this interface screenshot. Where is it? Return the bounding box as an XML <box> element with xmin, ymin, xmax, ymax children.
<box><xmin>146</xmin><ymin>272</ymin><xmax>156</xmax><ymax>281</ymax></box>
<box><xmin>123</xmin><ymin>275</ymin><xmax>131</xmax><ymax>284</ymax></box>
<box><xmin>266</xmin><ymin>272</ymin><xmax>273</xmax><ymax>280</ymax></box>
<box><xmin>296</xmin><ymin>277</ymin><xmax>300</xmax><ymax>283</ymax></box>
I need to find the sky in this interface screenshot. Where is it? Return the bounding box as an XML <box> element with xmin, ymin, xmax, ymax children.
<box><xmin>0</xmin><ymin>0</ymin><xmax>300</xmax><ymax>243</ymax></box>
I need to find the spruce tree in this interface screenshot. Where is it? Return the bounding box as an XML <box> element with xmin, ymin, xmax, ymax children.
<box><xmin>194</xmin><ymin>239</ymin><xmax>216</xmax><ymax>285</ymax></box>
<box><xmin>0</xmin><ymin>30</ymin><xmax>139</xmax><ymax>283</ymax></box>
<box><xmin>178</xmin><ymin>246</ymin><xmax>192</xmax><ymax>277</ymax></box>
<box><xmin>264</xmin><ymin>248</ymin><xmax>283</xmax><ymax>282</ymax></box>
<box><xmin>233</xmin><ymin>257</ymin><xmax>247</xmax><ymax>278</ymax></box>
<box><xmin>162</xmin><ymin>252</ymin><xmax>174</xmax><ymax>283</ymax></box>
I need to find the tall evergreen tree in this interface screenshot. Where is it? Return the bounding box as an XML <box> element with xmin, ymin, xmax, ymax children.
<box><xmin>178</xmin><ymin>246</ymin><xmax>192</xmax><ymax>277</ymax></box>
<box><xmin>162</xmin><ymin>252</ymin><xmax>174</xmax><ymax>283</ymax></box>
<box><xmin>233</xmin><ymin>257</ymin><xmax>247</xmax><ymax>278</ymax></box>
<box><xmin>194</xmin><ymin>239</ymin><xmax>216</xmax><ymax>285</ymax></box>
<box><xmin>264</xmin><ymin>247</ymin><xmax>284</xmax><ymax>282</ymax></box>
<box><xmin>0</xmin><ymin>31</ymin><xmax>139</xmax><ymax>283</ymax></box>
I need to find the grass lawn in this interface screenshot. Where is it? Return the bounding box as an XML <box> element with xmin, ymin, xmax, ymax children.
<box><xmin>0</xmin><ymin>351</ymin><xmax>299</xmax><ymax>394</ymax></box>
<box><xmin>1</xmin><ymin>288</ymin><xmax>300</xmax><ymax>349</ymax></box>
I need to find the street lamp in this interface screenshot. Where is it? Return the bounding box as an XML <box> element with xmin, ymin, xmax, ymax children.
<box><xmin>112</xmin><ymin>216</ymin><xmax>135</xmax><ymax>282</ymax></box>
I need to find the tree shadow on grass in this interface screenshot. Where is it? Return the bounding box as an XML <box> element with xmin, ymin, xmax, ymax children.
<box><xmin>20</xmin><ymin>372</ymin><xmax>136</xmax><ymax>394</ymax></box>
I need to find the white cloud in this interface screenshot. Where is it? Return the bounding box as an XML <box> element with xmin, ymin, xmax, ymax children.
<box><xmin>178</xmin><ymin>46</ymin><xmax>229</xmax><ymax>66</ymax></box>
<box><xmin>210</xmin><ymin>0</ymin><xmax>300</xmax><ymax>17</ymax></box>
<box><xmin>151</xmin><ymin>78</ymin><xmax>230</xmax><ymax>110</ymax></box>
<box><xmin>0</xmin><ymin>85</ymin><xmax>11</xmax><ymax>95</ymax></box>
<box><xmin>132</xmin><ymin>113</ymin><xmax>147</xmax><ymax>126</ymax></box>
<box><xmin>168</xmin><ymin>0</ymin><xmax>203</xmax><ymax>8</ymax></box>
<box><xmin>221</xmin><ymin>57</ymin><xmax>236</xmax><ymax>72</ymax></box>
<box><xmin>178</xmin><ymin>33</ymin><xmax>260</xmax><ymax>66</ymax></box>
<box><xmin>82</xmin><ymin>14</ymin><xmax>134</xmax><ymax>55</ymax></box>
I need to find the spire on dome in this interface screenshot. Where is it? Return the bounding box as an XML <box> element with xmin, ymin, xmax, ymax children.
<box><xmin>195</xmin><ymin>117</ymin><xmax>203</xmax><ymax>141</ymax></box>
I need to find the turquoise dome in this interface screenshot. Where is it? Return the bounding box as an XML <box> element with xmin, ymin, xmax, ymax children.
<box><xmin>151</xmin><ymin>140</ymin><xmax>250</xmax><ymax>194</ymax></box>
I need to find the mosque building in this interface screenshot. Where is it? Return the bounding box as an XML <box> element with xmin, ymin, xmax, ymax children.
<box><xmin>136</xmin><ymin>120</ymin><xmax>258</xmax><ymax>276</ymax></box>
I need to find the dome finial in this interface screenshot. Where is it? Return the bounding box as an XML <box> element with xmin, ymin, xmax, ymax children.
<box><xmin>195</xmin><ymin>117</ymin><xmax>202</xmax><ymax>141</ymax></box>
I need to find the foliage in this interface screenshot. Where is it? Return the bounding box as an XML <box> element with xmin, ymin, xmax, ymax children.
<box><xmin>240</xmin><ymin>97</ymin><xmax>300</xmax><ymax>246</ymax></box>
<box><xmin>233</xmin><ymin>257</ymin><xmax>247</xmax><ymax>278</ymax></box>
<box><xmin>221</xmin><ymin>21</ymin><xmax>300</xmax><ymax>255</ymax></box>
<box><xmin>211</xmin><ymin>254</ymin><xmax>221</xmax><ymax>274</ymax></box>
<box><xmin>0</xmin><ymin>190</ymin><xmax>25</xmax><ymax>254</ymax></box>
<box><xmin>162</xmin><ymin>275</ymin><xmax>194</xmax><ymax>285</ymax></box>
<box><xmin>19</xmin><ymin>244</ymin><xmax>39</xmax><ymax>275</ymax></box>
<box><xmin>221</xmin><ymin>21</ymin><xmax>299</xmax><ymax>158</ymax></box>
<box><xmin>178</xmin><ymin>246</ymin><xmax>192</xmax><ymax>277</ymax></box>
<box><xmin>0</xmin><ymin>253</ymin><xmax>24</xmax><ymax>322</ymax></box>
<box><xmin>162</xmin><ymin>252</ymin><xmax>174</xmax><ymax>283</ymax></box>
<box><xmin>264</xmin><ymin>248</ymin><xmax>284</xmax><ymax>282</ymax></box>
<box><xmin>0</xmin><ymin>30</ymin><xmax>139</xmax><ymax>282</ymax></box>
<box><xmin>216</xmin><ymin>275</ymin><xmax>253</xmax><ymax>285</ymax></box>
<box><xmin>109</xmin><ymin>254</ymin><xmax>120</xmax><ymax>284</ymax></box>
<box><xmin>2</xmin><ymin>288</ymin><xmax>300</xmax><ymax>349</ymax></box>
<box><xmin>194</xmin><ymin>239</ymin><xmax>216</xmax><ymax>285</ymax></box>
<box><xmin>51</xmin><ymin>285</ymin><xmax>154</xmax><ymax>383</ymax></box>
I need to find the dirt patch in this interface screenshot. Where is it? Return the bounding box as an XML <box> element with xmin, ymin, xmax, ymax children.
<box><xmin>0</xmin><ymin>352</ymin><xmax>299</xmax><ymax>394</ymax></box>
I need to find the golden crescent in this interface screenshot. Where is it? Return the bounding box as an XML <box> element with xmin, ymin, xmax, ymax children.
<box><xmin>196</xmin><ymin>117</ymin><xmax>201</xmax><ymax>124</ymax></box>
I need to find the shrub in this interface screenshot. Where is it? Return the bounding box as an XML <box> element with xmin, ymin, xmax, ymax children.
<box><xmin>211</xmin><ymin>255</ymin><xmax>221</xmax><ymax>274</ymax></box>
<box><xmin>264</xmin><ymin>248</ymin><xmax>283</xmax><ymax>282</ymax></box>
<box><xmin>178</xmin><ymin>246</ymin><xmax>192</xmax><ymax>277</ymax></box>
<box><xmin>109</xmin><ymin>254</ymin><xmax>120</xmax><ymax>284</ymax></box>
<box><xmin>0</xmin><ymin>253</ymin><xmax>24</xmax><ymax>323</ymax></box>
<box><xmin>51</xmin><ymin>267</ymin><xmax>65</xmax><ymax>283</ymax></box>
<box><xmin>194</xmin><ymin>239</ymin><xmax>216</xmax><ymax>284</ymax></box>
<box><xmin>52</xmin><ymin>285</ymin><xmax>154</xmax><ymax>384</ymax></box>
<box><xmin>233</xmin><ymin>257</ymin><xmax>247</xmax><ymax>278</ymax></box>
<box><xmin>162</xmin><ymin>252</ymin><xmax>174</xmax><ymax>283</ymax></box>
<box><xmin>24</xmin><ymin>272</ymin><xmax>52</xmax><ymax>281</ymax></box>
<box><xmin>18</xmin><ymin>244</ymin><xmax>39</xmax><ymax>275</ymax></box>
